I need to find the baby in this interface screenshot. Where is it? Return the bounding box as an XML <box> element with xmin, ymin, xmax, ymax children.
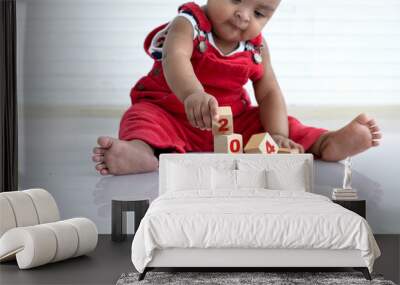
<box><xmin>92</xmin><ymin>0</ymin><xmax>382</xmax><ymax>175</ymax></box>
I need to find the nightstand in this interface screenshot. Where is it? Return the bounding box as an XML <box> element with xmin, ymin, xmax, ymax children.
<box><xmin>332</xmin><ymin>199</ymin><xmax>366</xmax><ymax>219</ymax></box>
<box><xmin>111</xmin><ymin>198</ymin><xmax>150</xmax><ymax>242</ymax></box>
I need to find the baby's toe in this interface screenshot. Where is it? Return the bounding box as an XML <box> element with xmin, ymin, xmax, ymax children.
<box><xmin>92</xmin><ymin>154</ymin><xmax>104</xmax><ymax>163</ymax></box>
<box><xmin>355</xmin><ymin>113</ymin><xmax>370</xmax><ymax>124</ymax></box>
<box><xmin>95</xmin><ymin>163</ymin><xmax>107</xmax><ymax>171</ymax></box>
<box><xmin>369</xmin><ymin>125</ymin><xmax>380</xmax><ymax>133</ymax></box>
<box><xmin>372</xmin><ymin>133</ymin><xmax>382</xmax><ymax>140</ymax></box>
<box><xmin>372</xmin><ymin>140</ymin><xmax>380</xmax><ymax>147</ymax></box>
<box><xmin>100</xmin><ymin>168</ymin><xmax>110</xmax><ymax>176</ymax></box>
<box><xmin>93</xmin><ymin>147</ymin><xmax>106</xmax><ymax>155</ymax></box>
<box><xmin>366</xmin><ymin>118</ymin><xmax>377</xmax><ymax>127</ymax></box>
<box><xmin>97</xmin><ymin>136</ymin><xmax>114</xmax><ymax>148</ymax></box>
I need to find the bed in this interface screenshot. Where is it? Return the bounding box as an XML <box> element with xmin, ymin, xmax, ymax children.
<box><xmin>131</xmin><ymin>153</ymin><xmax>380</xmax><ymax>280</ymax></box>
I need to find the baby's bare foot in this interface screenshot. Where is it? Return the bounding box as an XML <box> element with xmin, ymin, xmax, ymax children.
<box><xmin>319</xmin><ymin>113</ymin><xmax>382</xmax><ymax>161</ymax></box>
<box><xmin>92</xmin><ymin>136</ymin><xmax>159</xmax><ymax>175</ymax></box>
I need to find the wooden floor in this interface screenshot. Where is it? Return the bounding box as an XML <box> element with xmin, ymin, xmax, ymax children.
<box><xmin>0</xmin><ymin>235</ymin><xmax>133</xmax><ymax>285</ymax></box>
<box><xmin>0</xmin><ymin>235</ymin><xmax>398</xmax><ymax>285</ymax></box>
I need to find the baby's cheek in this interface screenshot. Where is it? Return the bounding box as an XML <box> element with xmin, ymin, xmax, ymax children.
<box><xmin>248</xmin><ymin>22</ymin><xmax>266</xmax><ymax>38</ymax></box>
<box><xmin>244</xmin><ymin>29</ymin><xmax>259</xmax><ymax>41</ymax></box>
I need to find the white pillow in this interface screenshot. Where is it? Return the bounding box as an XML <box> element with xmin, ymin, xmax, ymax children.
<box><xmin>237</xmin><ymin>158</ymin><xmax>310</xmax><ymax>192</ymax></box>
<box><xmin>212</xmin><ymin>168</ymin><xmax>237</xmax><ymax>191</ymax></box>
<box><xmin>266</xmin><ymin>162</ymin><xmax>307</xmax><ymax>191</ymax></box>
<box><xmin>167</xmin><ymin>162</ymin><xmax>212</xmax><ymax>191</ymax></box>
<box><xmin>236</xmin><ymin>169</ymin><xmax>267</xmax><ymax>189</ymax></box>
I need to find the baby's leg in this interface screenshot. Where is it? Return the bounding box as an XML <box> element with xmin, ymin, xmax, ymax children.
<box><xmin>309</xmin><ymin>113</ymin><xmax>381</xmax><ymax>161</ymax></box>
<box><xmin>92</xmin><ymin>101</ymin><xmax>192</xmax><ymax>175</ymax></box>
<box><xmin>234</xmin><ymin>107</ymin><xmax>381</xmax><ymax>161</ymax></box>
<box><xmin>92</xmin><ymin>137</ymin><xmax>159</xmax><ymax>175</ymax></box>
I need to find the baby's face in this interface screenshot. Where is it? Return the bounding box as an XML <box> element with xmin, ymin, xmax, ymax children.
<box><xmin>206</xmin><ymin>0</ymin><xmax>280</xmax><ymax>43</ymax></box>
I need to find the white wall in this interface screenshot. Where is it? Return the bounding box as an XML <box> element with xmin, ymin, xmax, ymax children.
<box><xmin>267</xmin><ymin>0</ymin><xmax>400</xmax><ymax>105</ymax></box>
<box><xmin>18</xmin><ymin>0</ymin><xmax>400</xmax><ymax>106</ymax></box>
<box><xmin>17</xmin><ymin>0</ymin><xmax>400</xmax><ymax>233</ymax></box>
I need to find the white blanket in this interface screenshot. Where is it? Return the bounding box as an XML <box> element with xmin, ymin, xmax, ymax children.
<box><xmin>131</xmin><ymin>190</ymin><xmax>380</xmax><ymax>273</ymax></box>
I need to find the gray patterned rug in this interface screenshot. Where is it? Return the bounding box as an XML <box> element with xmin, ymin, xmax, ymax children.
<box><xmin>116</xmin><ymin>271</ymin><xmax>396</xmax><ymax>285</ymax></box>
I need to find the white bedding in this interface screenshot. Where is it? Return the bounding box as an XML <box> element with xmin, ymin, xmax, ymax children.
<box><xmin>131</xmin><ymin>189</ymin><xmax>380</xmax><ymax>273</ymax></box>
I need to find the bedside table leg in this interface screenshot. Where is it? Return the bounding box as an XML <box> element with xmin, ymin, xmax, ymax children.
<box><xmin>354</xmin><ymin>267</ymin><xmax>372</xmax><ymax>280</ymax></box>
<box><xmin>112</xmin><ymin>200</ymin><xmax>127</xmax><ymax>242</ymax></box>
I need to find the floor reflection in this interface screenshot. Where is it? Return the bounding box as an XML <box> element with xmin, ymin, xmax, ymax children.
<box><xmin>374</xmin><ymin>234</ymin><xmax>400</xmax><ymax>284</ymax></box>
<box><xmin>314</xmin><ymin>160</ymin><xmax>384</xmax><ymax>205</ymax></box>
<box><xmin>93</xmin><ymin>171</ymin><xmax>159</xmax><ymax>218</ymax></box>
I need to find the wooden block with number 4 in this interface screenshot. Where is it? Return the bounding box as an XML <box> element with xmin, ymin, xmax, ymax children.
<box><xmin>244</xmin><ymin>132</ymin><xmax>279</xmax><ymax>154</ymax></box>
<box><xmin>212</xmin><ymin>106</ymin><xmax>233</xmax><ymax>135</ymax></box>
<box><xmin>214</xmin><ymin>134</ymin><xmax>243</xmax><ymax>154</ymax></box>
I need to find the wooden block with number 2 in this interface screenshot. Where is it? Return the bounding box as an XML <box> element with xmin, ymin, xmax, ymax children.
<box><xmin>212</xmin><ymin>106</ymin><xmax>233</xmax><ymax>135</ymax></box>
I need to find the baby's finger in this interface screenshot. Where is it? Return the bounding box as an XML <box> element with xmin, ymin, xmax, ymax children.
<box><xmin>186</xmin><ymin>109</ymin><xmax>195</xmax><ymax>127</ymax></box>
<box><xmin>186</xmin><ymin>107</ymin><xmax>196</xmax><ymax>127</ymax></box>
<box><xmin>290</xmin><ymin>141</ymin><xmax>304</xmax><ymax>153</ymax></box>
<box><xmin>201</xmin><ymin>103</ymin><xmax>212</xmax><ymax>129</ymax></box>
<box><xmin>287</xmin><ymin>141</ymin><xmax>295</xmax><ymax>149</ymax></box>
<box><xmin>208</xmin><ymin>97</ymin><xmax>219</xmax><ymax>121</ymax></box>
<box><xmin>280</xmin><ymin>139</ymin><xmax>290</xmax><ymax>149</ymax></box>
<box><xmin>193</xmin><ymin>104</ymin><xmax>204</xmax><ymax>129</ymax></box>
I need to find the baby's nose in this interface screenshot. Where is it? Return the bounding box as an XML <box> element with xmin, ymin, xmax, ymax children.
<box><xmin>234</xmin><ymin>9</ymin><xmax>250</xmax><ymax>24</ymax></box>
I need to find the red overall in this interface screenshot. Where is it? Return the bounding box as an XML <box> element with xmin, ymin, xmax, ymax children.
<box><xmin>119</xmin><ymin>2</ymin><xmax>327</xmax><ymax>155</ymax></box>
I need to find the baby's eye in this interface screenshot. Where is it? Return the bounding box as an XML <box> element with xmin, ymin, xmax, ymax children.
<box><xmin>254</xmin><ymin>10</ymin><xmax>265</xmax><ymax>18</ymax></box>
<box><xmin>231</xmin><ymin>0</ymin><xmax>242</xmax><ymax>4</ymax></box>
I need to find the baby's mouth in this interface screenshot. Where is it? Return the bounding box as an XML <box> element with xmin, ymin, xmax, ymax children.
<box><xmin>228</xmin><ymin>21</ymin><xmax>242</xmax><ymax>32</ymax></box>
<box><xmin>229</xmin><ymin>19</ymin><xmax>247</xmax><ymax>32</ymax></box>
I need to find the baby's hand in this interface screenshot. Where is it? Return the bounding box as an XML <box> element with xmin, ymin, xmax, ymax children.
<box><xmin>270</xmin><ymin>134</ymin><xmax>305</xmax><ymax>153</ymax></box>
<box><xmin>184</xmin><ymin>91</ymin><xmax>219</xmax><ymax>130</ymax></box>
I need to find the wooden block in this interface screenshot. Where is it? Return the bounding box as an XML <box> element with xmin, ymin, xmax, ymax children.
<box><xmin>214</xmin><ymin>133</ymin><xmax>243</xmax><ymax>154</ymax></box>
<box><xmin>244</xmin><ymin>132</ymin><xmax>278</xmax><ymax>154</ymax></box>
<box><xmin>212</xmin><ymin>106</ymin><xmax>233</xmax><ymax>136</ymax></box>
<box><xmin>278</xmin><ymin>147</ymin><xmax>300</xmax><ymax>154</ymax></box>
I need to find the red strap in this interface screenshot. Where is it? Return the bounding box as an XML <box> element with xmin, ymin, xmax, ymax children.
<box><xmin>144</xmin><ymin>2</ymin><xmax>263</xmax><ymax>58</ymax></box>
<box><xmin>179</xmin><ymin>2</ymin><xmax>262</xmax><ymax>48</ymax></box>
<box><xmin>248</xmin><ymin>34</ymin><xmax>263</xmax><ymax>48</ymax></box>
<box><xmin>143</xmin><ymin>22</ymin><xmax>169</xmax><ymax>57</ymax></box>
<box><xmin>178</xmin><ymin>2</ymin><xmax>212</xmax><ymax>33</ymax></box>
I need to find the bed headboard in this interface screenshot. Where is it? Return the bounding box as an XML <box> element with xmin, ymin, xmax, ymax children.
<box><xmin>159</xmin><ymin>153</ymin><xmax>314</xmax><ymax>195</ymax></box>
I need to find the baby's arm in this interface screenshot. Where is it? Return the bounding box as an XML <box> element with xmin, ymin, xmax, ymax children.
<box><xmin>162</xmin><ymin>17</ymin><xmax>218</xmax><ymax>130</ymax></box>
<box><xmin>253</xmin><ymin>39</ymin><xmax>304</xmax><ymax>152</ymax></box>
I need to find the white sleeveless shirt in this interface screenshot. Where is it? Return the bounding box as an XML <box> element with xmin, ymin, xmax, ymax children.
<box><xmin>149</xmin><ymin>12</ymin><xmax>246</xmax><ymax>58</ymax></box>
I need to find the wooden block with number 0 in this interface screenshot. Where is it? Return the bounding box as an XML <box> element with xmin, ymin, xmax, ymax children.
<box><xmin>214</xmin><ymin>134</ymin><xmax>243</xmax><ymax>154</ymax></box>
<box><xmin>212</xmin><ymin>106</ymin><xmax>233</xmax><ymax>135</ymax></box>
<box><xmin>244</xmin><ymin>132</ymin><xmax>278</xmax><ymax>154</ymax></box>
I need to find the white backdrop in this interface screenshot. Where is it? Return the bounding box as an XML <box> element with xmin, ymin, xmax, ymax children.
<box><xmin>16</xmin><ymin>0</ymin><xmax>400</xmax><ymax>234</ymax></box>
<box><xmin>17</xmin><ymin>0</ymin><xmax>400</xmax><ymax>106</ymax></box>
